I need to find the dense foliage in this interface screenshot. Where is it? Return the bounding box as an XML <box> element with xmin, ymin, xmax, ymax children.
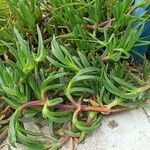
<box><xmin>0</xmin><ymin>0</ymin><xmax>150</xmax><ymax>149</ymax></box>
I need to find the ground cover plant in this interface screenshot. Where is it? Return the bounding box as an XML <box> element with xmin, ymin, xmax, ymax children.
<box><xmin>0</xmin><ymin>0</ymin><xmax>150</xmax><ymax>149</ymax></box>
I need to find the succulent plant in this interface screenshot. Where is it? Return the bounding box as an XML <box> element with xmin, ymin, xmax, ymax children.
<box><xmin>0</xmin><ymin>0</ymin><xmax>150</xmax><ymax>149</ymax></box>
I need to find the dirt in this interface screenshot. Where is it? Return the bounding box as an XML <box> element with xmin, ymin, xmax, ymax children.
<box><xmin>107</xmin><ymin>120</ymin><xmax>119</xmax><ymax>129</ymax></box>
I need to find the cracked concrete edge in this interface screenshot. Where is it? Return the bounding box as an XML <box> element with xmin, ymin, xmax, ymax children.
<box><xmin>142</xmin><ymin>108</ymin><xmax>150</xmax><ymax>123</ymax></box>
<box><xmin>142</xmin><ymin>99</ymin><xmax>150</xmax><ymax>123</ymax></box>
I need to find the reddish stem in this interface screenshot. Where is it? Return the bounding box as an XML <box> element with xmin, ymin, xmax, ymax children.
<box><xmin>60</xmin><ymin>136</ymin><xmax>70</xmax><ymax>144</ymax></box>
<box><xmin>4</xmin><ymin>52</ymin><xmax>9</xmax><ymax>60</ymax></box>
<box><xmin>18</xmin><ymin>100</ymin><xmax>127</xmax><ymax>115</ymax></box>
<box><xmin>128</xmin><ymin>3</ymin><xmax>138</xmax><ymax>13</ymax></box>
<box><xmin>87</xmin><ymin>18</ymin><xmax>115</xmax><ymax>30</ymax></box>
<box><xmin>55</xmin><ymin>104</ymin><xmax>127</xmax><ymax>114</ymax></box>
<box><xmin>20</xmin><ymin>100</ymin><xmax>45</xmax><ymax>110</ymax></box>
<box><xmin>101</xmin><ymin>56</ymin><xmax>109</xmax><ymax>62</ymax></box>
<box><xmin>138</xmin><ymin>84</ymin><xmax>150</xmax><ymax>93</ymax></box>
<box><xmin>0</xmin><ymin>129</ymin><xmax>8</xmax><ymax>144</ymax></box>
<box><xmin>87</xmin><ymin>4</ymin><xmax>138</xmax><ymax>30</ymax></box>
<box><xmin>3</xmin><ymin>106</ymin><xmax>11</xmax><ymax>114</ymax></box>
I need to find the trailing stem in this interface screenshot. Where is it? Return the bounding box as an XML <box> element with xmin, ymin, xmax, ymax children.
<box><xmin>18</xmin><ymin>99</ymin><xmax>127</xmax><ymax>115</ymax></box>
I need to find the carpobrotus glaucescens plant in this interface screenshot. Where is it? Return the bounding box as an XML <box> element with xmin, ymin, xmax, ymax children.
<box><xmin>0</xmin><ymin>0</ymin><xmax>150</xmax><ymax>149</ymax></box>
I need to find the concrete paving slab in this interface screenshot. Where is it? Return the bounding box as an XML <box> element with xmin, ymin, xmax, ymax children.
<box><xmin>75</xmin><ymin>108</ymin><xmax>150</xmax><ymax>150</ymax></box>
